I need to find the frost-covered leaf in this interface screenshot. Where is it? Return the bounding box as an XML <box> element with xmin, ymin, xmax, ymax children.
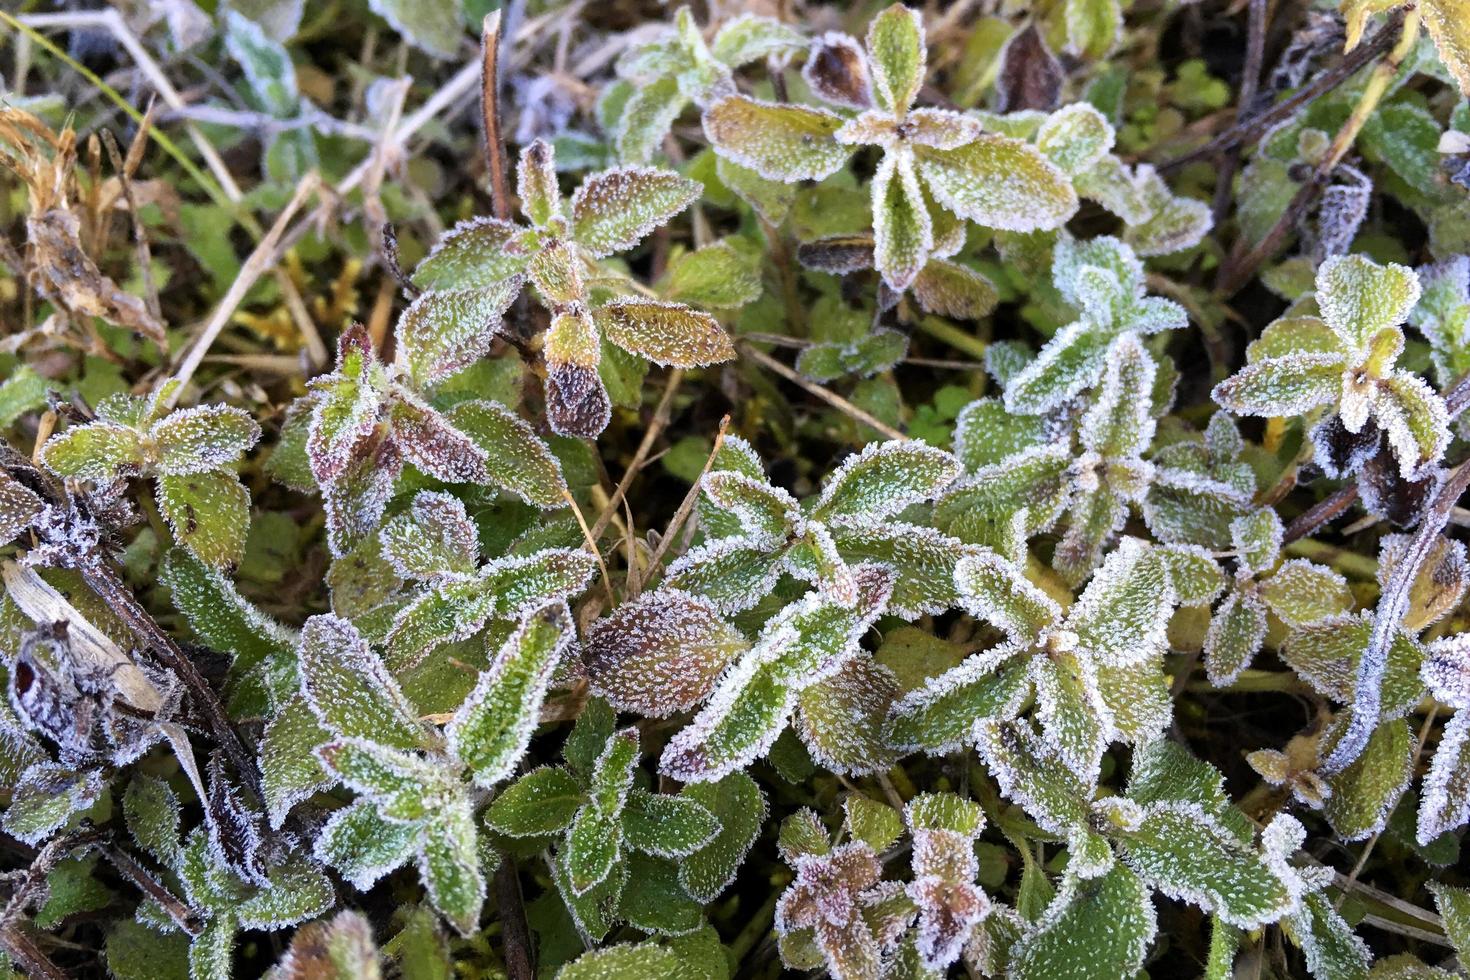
<box><xmin>805</xmin><ymin>31</ymin><xmax>875</xmax><ymax>111</ymax></box>
<box><xmin>1211</xmin><ymin>353</ymin><xmax>1346</xmax><ymax>418</ymax></box>
<box><xmin>954</xmin><ymin>551</ymin><xmax>1058</xmax><ymax>639</ymax></box>
<box><xmin>388</xmin><ymin>395</ymin><xmax>490</xmax><ymax>486</ymax></box>
<box><xmin>1011</xmin><ymin>864</ymin><xmax>1155</xmax><ymax>980</ymax></box>
<box><xmin>887</xmin><ymin>651</ymin><xmax>1029</xmax><ymax>754</ymax></box>
<box><xmin>796</xmin><ymin>654</ymin><xmax>899</xmax><ymax>776</ymax></box>
<box><xmin>1316</xmin><ymin>254</ymin><xmax>1421</xmax><ymax>351</ymax></box>
<box><xmin>1323</xmin><ymin>717</ymin><xmax>1411</xmax><ymax>841</ymax></box>
<box><xmin>1377</xmin><ymin>372</ymin><xmax>1451</xmax><ymax>477</ymax></box>
<box><xmin>1002</xmin><ymin>320</ymin><xmax>1113</xmax><ymax>415</ymax></box>
<box><xmin>1281</xmin><ymin>612</ymin><xmax>1425</xmax><ymax>716</ymax></box>
<box><xmin>1159</xmin><ymin>545</ymin><xmax>1226</xmax><ymax>606</ymax></box>
<box><xmin>298</xmin><ymin>613</ymin><xmax>426</xmax><ymax>749</ymax></box>
<box><xmin>915</xmin><ymin>136</ymin><xmax>1077</xmax><ymax>231</ymax></box>
<box><xmin>379</xmin><ymin>490</ymin><xmax>479</xmax><ymax>581</ymax></box>
<box><xmin>597</xmin><ymin>299</ymin><xmax>735</xmax><ymax>367</ymax></box>
<box><xmin>866</xmin><ymin>3</ymin><xmax>925</xmax><ymax>113</ymax></box>
<box><xmin>486</xmin><ymin>766</ymin><xmax>584</xmax><ymax>837</ymax></box>
<box><xmin>1418</xmin><ymin>709</ymin><xmax>1470</xmax><ymax>844</ymax></box>
<box><xmin>623</xmin><ymin>789</ymin><xmax>722</xmax><ymax>857</ymax></box>
<box><xmin>1030</xmin><ymin>650</ymin><xmax>1111</xmax><ymax>782</ymax></box>
<box><xmin>1081</xmin><ymin>336</ymin><xmax>1156</xmax><ymax>458</ymax></box>
<box><xmin>658</xmin><ymin>654</ymin><xmax>795</xmax><ymax>783</ymax></box>
<box><xmin>518</xmin><ymin>140</ymin><xmax>560</xmax><ymax>227</ymax></box>
<box><xmin>560</xmin><ymin>943</ymin><xmax>681</xmax><ymax>979</ymax></box>
<box><xmin>951</xmin><ymin>398</ymin><xmax>1047</xmax><ymax>471</ymax></box>
<box><xmin>124</xmin><ymin>775</ymin><xmax>182</xmax><ymax>867</ymax></box>
<box><xmin>412</xmin><ymin>218</ymin><xmax>533</xmax><ymax>291</ymax></box>
<box><xmin>977</xmin><ymin>721</ymin><xmax>1092</xmax><ymax>834</ymax></box>
<box><xmin>1070</xmin><ymin>538</ymin><xmax>1172</xmax><ymax>666</ymax></box>
<box><xmin>812</xmin><ymin>440</ymin><xmax>960</xmax><ymax>522</ymax></box>
<box><xmin>0</xmin><ymin>471</ymin><xmax>43</xmax><ymax>546</ymax></box>
<box><xmin>447</xmin><ymin>399</ymin><xmax>569</xmax><ymax>510</ymax></box>
<box><xmin>1109</xmin><ymin>803</ymin><xmax>1296</xmax><ymax>929</ymax></box>
<box><xmin>40</xmin><ymin>422</ymin><xmax>143</xmax><ymax>482</ymax></box>
<box><xmin>911</xmin><ymin>259</ymin><xmax>999</xmax><ymax>321</ymax></box>
<box><xmin>702</xmin><ymin>96</ymin><xmax>849</xmax><ymax>182</ymax></box>
<box><xmin>151</xmin><ymin>405</ymin><xmax>261</xmax><ymax>476</ymax></box>
<box><xmin>417</xmin><ymin>801</ymin><xmax>486</xmax><ymax>936</ymax></box>
<box><xmin>314</xmin><ymin>798</ymin><xmax>417</xmax><ymax>890</ymax></box>
<box><xmin>1204</xmin><ymin>590</ymin><xmax>1268</xmax><ymax>687</ymax></box>
<box><xmin>260</xmin><ymin>696</ymin><xmax>330</xmax><ymax>829</ymax></box>
<box><xmin>702</xmin><ymin>471</ymin><xmax>797</xmax><ymax>538</ymax></box>
<box><xmin>269</xmin><ymin>910</ymin><xmax>381</xmax><ymax>980</ymax></box>
<box><xmin>1231</xmin><ymin>508</ymin><xmax>1283</xmax><ymax>578</ymax></box>
<box><xmin>572</xmin><ymin>167</ymin><xmax>700</xmax><ymax>258</ymax></box>
<box><xmin>663</xmin><ymin>537</ymin><xmax>785</xmax><ymax>615</ymax></box>
<box><xmin>544</xmin><ymin>310</ymin><xmax>613</xmax><ymax>439</ymax></box>
<box><xmin>584</xmin><ymin>589</ymin><xmax>747</xmax><ymax>717</ymax></box>
<box><xmin>679</xmin><ymin>772</ymin><xmax>766</xmax><ymax>902</ymax></box>
<box><xmin>1283</xmin><ymin>891</ymin><xmax>1373</xmax><ymax>980</ymax></box>
<box><xmin>1259</xmin><ymin>560</ymin><xmax>1354</xmax><ymax>627</ymax></box>
<box><xmin>446</xmin><ymin>601</ymin><xmax>572</xmax><ymax>787</ymax></box>
<box><xmin>4</xmin><ymin>762</ymin><xmax>103</xmax><ymax>845</ymax></box>
<box><xmin>235</xmin><ymin>851</ymin><xmax>333</xmax><ymax>930</ymax></box>
<box><xmin>317</xmin><ymin>739</ymin><xmax>457</xmax><ymax>823</ymax></box>
<box><xmin>1428</xmin><ymin>881</ymin><xmax>1470</xmax><ymax>962</ymax></box>
<box><xmin>155</xmin><ymin>470</ymin><xmax>251</xmax><ymax>569</ymax></box>
<box><xmin>1036</xmin><ymin>103</ymin><xmax>1115</xmax><ymax>178</ymax></box>
<box><xmin>871</xmin><ymin>152</ymin><xmax>932</xmax><ymax>290</ymax></box>
<box><xmin>396</xmin><ymin>283</ymin><xmax>520</xmax><ymax>388</ymax></box>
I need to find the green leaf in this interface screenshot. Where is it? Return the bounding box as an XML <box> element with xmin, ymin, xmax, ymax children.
<box><xmin>585</xmin><ymin>589</ymin><xmax>748</xmax><ymax>717</ymax></box>
<box><xmin>1204</xmin><ymin>589</ymin><xmax>1268</xmax><ymax>687</ymax></box>
<box><xmin>1315</xmin><ymin>253</ymin><xmax>1421</xmax><ymax>351</ymax></box>
<box><xmin>298</xmin><ymin>614</ymin><xmax>427</xmax><ymax>749</ymax></box>
<box><xmin>150</xmin><ymin>405</ymin><xmax>260</xmax><ymax>476</ymax></box>
<box><xmin>617</xmin><ymin>854</ymin><xmax>707</xmax><ymax>935</ymax></box>
<box><xmin>396</xmin><ymin>283</ymin><xmax>522</xmax><ymax>388</ymax></box>
<box><xmin>3</xmin><ymin>763</ymin><xmax>103</xmax><ymax>845</ymax></box>
<box><xmin>445</xmin><ymin>602</ymin><xmax>572</xmax><ymax>787</ymax></box>
<box><xmin>1036</xmin><ymin>103</ymin><xmax>1115</xmax><ymax>178</ymax></box>
<box><xmin>106</xmin><ymin>921</ymin><xmax>190</xmax><ymax>980</ymax></box>
<box><xmin>1281</xmin><ymin>612</ymin><xmax>1425</xmax><ymax>716</ymax></box>
<box><xmin>155</xmin><ymin>470</ymin><xmax>251</xmax><ymax>569</ymax></box>
<box><xmin>662</xmin><ymin>241</ymin><xmax>762</xmax><ymax>309</ymax></box>
<box><xmin>911</xmin><ymin>259</ymin><xmax>1000</xmax><ymax>321</ymax></box>
<box><xmin>260</xmin><ymin>695</ymin><xmax>331</xmax><ymax>830</ymax></box>
<box><xmin>35</xmin><ymin>854</ymin><xmax>112</xmax><ymax>929</ymax></box>
<box><xmin>915</xmin><ymin>136</ymin><xmax>1077</xmax><ymax>231</ymax></box>
<box><xmin>417</xmin><ymin>801</ymin><xmax>486</xmax><ymax>936</ymax></box>
<box><xmin>0</xmin><ymin>365</ymin><xmax>49</xmax><ymax>428</ymax></box>
<box><xmin>571</xmin><ymin>168</ymin><xmax>700</xmax><ymax>258</ymax></box>
<box><xmin>189</xmin><ymin>914</ymin><xmax>237</xmax><ymax>980</ymax></box>
<box><xmin>597</xmin><ymin>300</ymin><xmax>735</xmax><ymax>368</ymax></box>
<box><xmin>366</xmin><ymin>0</ymin><xmax>464</xmax><ymax>59</ymax></box>
<box><xmin>711</xmin><ymin>13</ymin><xmax>804</xmax><ymax>66</ymax></box>
<box><xmin>0</xmin><ymin>471</ymin><xmax>43</xmax><ymax>546</ymax></box>
<box><xmin>614</xmin><ymin>76</ymin><xmax>688</xmax><ymax>165</ymax></box>
<box><xmin>622</xmin><ymin>789</ymin><xmax>722</xmax><ymax>857</ymax></box>
<box><xmin>702</xmin><ymin>96</ymin><xmax>849</xmax><ymax>182</ymax></box>
<box><xmin>517</xmin><ymin>140</ymin><xmax>560</xmax><ymax>227</ymax></box>
<box><xmin>679</xmin><ymin>773</ymin><xmax>766</xmax><ymax>902</ymax></box>
<box><xmin>1070</xmin><ymin>537</ymin><xmax>1172</xmax><ymax>666</ymax></box>
<box><xmin>1377</xmin><ymin>371</ymin><xmax>1451</xmax><ymax>477</ymax></box>
<box><xmin>955</xmin><ymin>551</ymin><xmax>1058</xmax><ymax>639</ymax></box>
<box><xmin>487</xmin><ymin>767</ymin><xmax>585</xmax><ymax>837</ymax></box>
<box><xmin>866</xmin><ymin>3</ymin><xmax>925</xmax><ymax>111</ymax></box>
<box><xmin>1012</xmin><ymin>864</ymin><xmax>1155</xmax><ymax>980</ymax></box>
<box><xmin>413</xmin><ymin>218</ymin><xmax>533</xmax><ymax>291</ymax></box>
<box><xmin>887</xmin><ymin>655</ymin><xmax>1029</xmax><ymax>754</ymax></box>
<box><xmin>1211</xmin><ymin>353</ymin><xmax>1346</xmax><ymax>418</ymax></box>
<box><xmin>558</xmin><ymin>943</ymin><xmax>681</xmax><ymax>979</ymax></box>
<box><xmin>236</xmin><ymin>852</ymin><xmax>334</xmax><ymax>930</ymax></box>
<box><xmin>1158</xmin><ymin>545</ymin><xmax>1226</xmax><ymax>606</ymax></box>
<box><xmin>1323</xmin><ymin>717</ymin><xmax>1412</xmax><ymax>841</ymax></box>
<box><xmin>40</xmin><ymin>422</ymin><xmax>143</xmax><ymax>481</ymax></box>
<box><xmin>314</xmin><ymin>799</ymin><xmax>418</xmax><ymax>890</ymax></box>
<box><xmin>1002</xmin><ymin>322</ymin><xmax>1113</xmax><ymax>415</ymax></box>
<box><xmin>701</xmin><ymin>471</ymin><xmax>796</xmax><ymax>539</ymax></box>
<box><xmin>566</xmin><ymin>805</ymin><xmax>623</xmax><ymax>896</ymax></box>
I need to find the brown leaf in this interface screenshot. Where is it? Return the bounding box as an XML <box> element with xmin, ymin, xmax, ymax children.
<box><xmin>802</xmin><ymin>32</ymin><xmax>874</xmax><ymax>109</ymax></box>
<box><xmin>994</xmin><ymin>25</ymin><xmax>1063</xmax><ymax>113</ymax></box>
<box><xmin>27</xmin><ymin>209</ymin><xmax>166</xmax><ymax>347</ymax></box>
<box><xmin>797</xmin><ymin>235</ymin><xmax>876</xmax><ymax>274</ymax></box>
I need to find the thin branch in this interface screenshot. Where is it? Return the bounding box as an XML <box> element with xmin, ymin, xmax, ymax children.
<box><xmin>741</xmin><ymin>343</ymin><xmax>907</xmax><ymax>441</ymax></box>
<box><xmin>590</xmin><ymin>369</ymin><xmax>684</xmax><ymax>542</ymax></box>
<box><xmin>1325</xmin><ymin>456</ymin><xmax>1470</xmax><ymax>773</ymax></box>
<box><xmin>1157</xmin><ymin>14</ymin><xmax>1402</xmax><ymax>174</ymax></box>
<box><xmin>494</xmin><ymin>857</ymin><xmax>534</xmax><ymax>980</ymax></box>
<box><xmin>646</xmin><ymin>415</ymin><xmax>731</xmax><ymax>582</ymax></box>
<box><xmin>1208</xmin><ymin>0</ymin><xmax>1267</xmax><ymax>226</ymax></box>
<box><xmin>167</xmin><ymin>173</ymin><xmax>320</xmax><ymax>406</ymax></box>
<box><xmin>482</xmin><ymin>11</ymin><xmax>512</xmax><ymax>222</ymax></box>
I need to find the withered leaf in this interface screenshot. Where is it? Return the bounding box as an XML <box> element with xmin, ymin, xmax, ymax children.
<box><xmin>994</xmin><ymin>25</ymin><xmax>1064</xmax><ymax>114</ymax></box>
<box><xmin>28</xmin><ymin>209</ymin><xmax>166</xmax><ymax>347</ymax></box>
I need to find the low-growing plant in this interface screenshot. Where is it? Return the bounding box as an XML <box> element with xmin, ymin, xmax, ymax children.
<box><xmin>5</xmin><ymin>2</ymin><xmax>1470</xmax><ymax>979</ymax></box>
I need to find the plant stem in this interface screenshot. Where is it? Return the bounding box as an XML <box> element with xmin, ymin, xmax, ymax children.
<box><xmin>742</xmin><ymin>343</ymin><xmax>907</xmax><ymax>441</ymax></box>
<box><xmin>481</xmin><ymin>12</ymin><xmax>512</xmax><ymax>223</ymax></box>
<box><xmin>494</xmin><ymin>857</ymin><xmax>534</xmax><ymax>980</ymax></box>
<box><xmin>915</xmin><ymin>316</ymin><xmax>988</xmax><ymax>362</ymax></box>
